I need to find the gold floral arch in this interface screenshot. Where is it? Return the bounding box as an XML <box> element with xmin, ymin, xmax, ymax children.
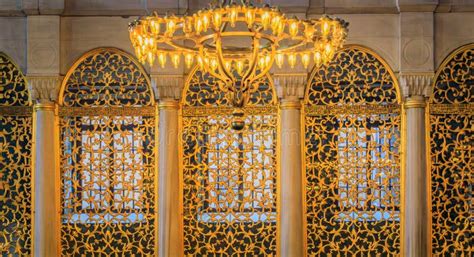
<box><xmin>303</xmin><ymin>45</ymin><xmax>402</xmax><ymax>256</ymax></box>
<box><xmin>429</xmin><ymin>43</ymin><xmax>473</xmax><ymax>256</ymax></box>
<box><xmin>58</xmin><ymin>48</ymin><xmax>158</xmax><ymax>256</ymax></box>
<box><xmin>59</xmin><ymin>47</ymin><xmax>155</xmax><ymax>107</ymax></box>
<box><xmin>180</xmin><ymin>67</ymin><xmax>279</xmax><ymax>256</ymax></box>
<box><xmin>0</xmin><ymin>52</ymin><xmax>33</xmax><ymax>256</ymax></box>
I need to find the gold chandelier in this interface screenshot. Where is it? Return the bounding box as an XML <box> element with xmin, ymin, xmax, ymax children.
<box><xmin>129</xmin><ymin>0</ymin><xmax>348</xmax><ymax>108</ymax></box>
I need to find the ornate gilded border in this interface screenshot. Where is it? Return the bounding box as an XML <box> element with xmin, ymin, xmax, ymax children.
<box><xmin>430</xmin><ymin>104</ymin><xmax>474</xmax><ymax>115</ymax></box>
<box><xmin>181</xmin><ymin>105</ymin><xmax>278</xmax><ymax>116</ymax></box>
<box><xmin>58</xmin><ymin>106</ymin><xmax>156</xmax><ymax>117</ymax></box>
<box><xmin>305</xmin><ymin>104</ymin><xmax>401</xmax><ymax>116</ymax></box>
<box><xmin>0</xmin><ymin>106</ymin><xmax>33</xmax><ymax>116</ymax></box>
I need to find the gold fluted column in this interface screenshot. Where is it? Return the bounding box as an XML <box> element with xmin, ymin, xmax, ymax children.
<box><xmin>400</xmin><ymin>73</ymin><xmax>433</xmax><ymax>257</ymax></box>
<box><xmin>28</xmin><ymin>76</ymin><xmax>61</xmax><ymax>257</ymax></box>
<box><xmin>152</xmin><ymin>75</ymin><xmax>183</xmax><ymax>257</ymax></box>
<box><xmin>275</xmin><ymin>74</ymin><xmax>306</xmax><ymax>257</ymax></box>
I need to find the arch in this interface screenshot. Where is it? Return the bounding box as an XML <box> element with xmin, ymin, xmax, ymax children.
<box><xmin>431</xmin><ymin>43</ymin><xmax>474</xmax><ymax>104</ymax></box>
<box><xmin>59</xmin><ymin>47</ymin><xmax>154</xmax><ymax>107</ymax></box>
<box><xmin>182</xmin><ymin>65</ymin><xmax>277</xmax><ymax>107</ymax></box>
<box><xmin>0</xmin><ymin>52</ymin><xmax>30</xmax><ymax>107</ymax></box>
<box><xmin>0</xmin><ymin>52</ymin><xmax>33</xmax><ymax>255</ymax></box>
<box><xmin>58</xmin><ymin>47</ymin><xmax>158</xmax><ymax>256</ymax></box>
<box><xmin>303</xmin><ymin>45</ymin><xmax>402</xmax><ymax>256</ymax></box>
<box><xmin>305</xmin><ymin>44</ymin><xmax>401</xmax><ymax>105</ymax></box>
<box><xmin>180</xmin><ymin>67</ymin><xmax>278</xmax><ymax>255</ymax></box>
<box><xmin>429</xmin><ymin>43</ymin><xmax>473</xmax><ymax>256</ymax></box>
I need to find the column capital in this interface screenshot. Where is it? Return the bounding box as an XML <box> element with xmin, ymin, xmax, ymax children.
<box><xmin>399</xmin><ymin>72</ymin><xmax>434</xmax><ymax>99</ymax></box>
<box><xmin>27</xmin><ymin>75</ymin><xmax>62</xmax><ymax>104</ymax></box>
<box><xmin>274</xmin><ymin>73</ymin><xmax>307</xmax><ymax>101</ymax></box>
<box><xmin>151</xmin><ymin>74</ymin><xmax>184</xmax><ymax>101</ymax></box>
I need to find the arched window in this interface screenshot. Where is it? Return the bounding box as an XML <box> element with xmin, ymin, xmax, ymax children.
<box><xmin>303</xmin><ymin>46</ymin><xmax>401</xmax><ymax>256</ymax></box>
<box><xmin>0</xmin><ymin>53</ymin><xmax>32</xmax><ymax>255</ymax></box>
<box><xmin>58</xmin><ymin>48</ymin><xmax>158</xmax><ymax>256</ymax></box>
<box><xmin>181</xmin><ymin>68</ymin><xmax>278</xmax><ymax>255</ymax></box>
<box><xmin>430</xmin><ymin>44</ymin><xmax>473</xmax><ymax>256</ymax></box>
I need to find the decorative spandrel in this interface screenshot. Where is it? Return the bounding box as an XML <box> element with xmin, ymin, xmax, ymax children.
<box><xmin>430</xmin><ymin>44</ymin><xmax>473</xmax><ymax>256</ymax></box>
<box><xmin>181</xmin><ymin>69</ymin><xmax>278</xmax><ymax>256</ymax></box>
<box><xmin>61</xmin><ymin>48</ymin><xmax>154</xmax><ymax>107</ymax></box>
<box><xmin>59</xmin><ymin>48</ymin><xmax>158</xmax><ymax>256</ymax></box>
<box><xmin>304</xmin><ymin>46</ymin><xmax>401</xmax><ymax>256</ymax></box>
<box><xmin>0</xmin><ymin>53</ymin><xmax>32</xmax><ymax>256</ymax></box>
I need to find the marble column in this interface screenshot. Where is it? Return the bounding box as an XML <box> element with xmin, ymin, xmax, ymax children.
<box><xmin>400</xmin><ymin>73</ymin><xmax>433</xmax><ymax>257</ymax></box>
<box><xmin>28</xmin><ymin>76</ymin><xmax>61</xmax><ymax>257</ymax></box>
<box><xmin>152</xmin><ymin>75</ymin><xmax>183</xmax><ymax>257</ymax></box>
<box><xmin>275</xmin><ymin>74</ymin><xmax>306</xmax><ymax>257</ymax></box>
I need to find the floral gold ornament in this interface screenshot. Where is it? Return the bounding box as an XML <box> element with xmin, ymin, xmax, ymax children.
<box><xmin>129</xmin><ymin>0</ymin><xmax>348</xmax><ymax>128</ymax></box>
<box><xmin>181</xmin><ymin>67</ymin><xmax>278</xmax><ymax>255</ymax></box>
<box><xmin>304</xmin><ymin>46</ymin><xmax>401</xmax><ymax>256</ymax></box>
<box><xmin>0</xmin><ymin>53</ymin><xmax>33</xmax><ymax>256</ymax></box>
<box><xmin>429</xmin><ymin>44</ymin><xmax>473</xmax><ymax>256</ymax></box>
<box><xmin>58</xmin><ymin>49</ymin><xmax>158</xmax><ymax>256</ymax></box>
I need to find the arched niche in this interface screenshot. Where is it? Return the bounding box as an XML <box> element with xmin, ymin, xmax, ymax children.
<box><xmin>58</xmin><ymin>47</ymin><xmax>158</xmax><ymax>256</ymax></box>
<box><xmin>303</xmin><ymin>45</ymin><xmax>402</xmax><ymax>256</ymax></box>
<box><xmin>0</xmin><ymin>52</ymin><xmax>33</xmax><ymax>256</ymax></box>
<box><xmin>180</xmin><ymin>67</ymin><xmax>278</xmax><ymax>256</ymax></box>
<box><xmin>429</xmin><ymin>43</ymin><xmax>473</xmax><ymax>256</ymax></box>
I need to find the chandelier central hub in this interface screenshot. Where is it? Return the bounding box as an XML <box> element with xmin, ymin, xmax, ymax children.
<box><xmin>129</xmin><ymin>0</ymin><xmax>348</xmax><ymax>108</ymax></box>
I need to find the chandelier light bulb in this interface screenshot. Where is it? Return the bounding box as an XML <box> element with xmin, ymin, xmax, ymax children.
<box><xmin>166</xmin><ymin>18</ymin><xmax>176</xmax><ymax>36</ymax></box>
<box><xmin>229</xmin><ymin>5</ymin><xmax>238</xmax><ymax>27</ymax></box>
<box><xmin>185</xmin><ymin>53</ymin><xmax>194</xmax><ymax>69</ymax></box>
<box><xmin>197</xmin><ymin>56</ymin><xmax>204</xmax><ymax>69</ymax></box>
<box><xmin>261</xmin><ymin>10</ymin><xmax>271</xmax><ymax>30</ymax></box>
<box><xmin>202</xmin><ymin>12</ymin><xmax>210</xmax><ymax>31</ymax></box>
<box><xmin>171</xmin><ymin>53</ymin><xmax>180</xmax><ymax>68</ymax></box>
<box><xmin>314</xmin><ymin>51</ymin><xmax>322</xmax><ymax>67</ymax></box>
<box><xmin>236</xmin><ymin>60</ymin><xmax>244</xmax><ymax>75</ymax></box>
<box><xmin>288</xmin><ymin>53</ymin><xmax>297</xmax><ymax>68</ymax></box>
<box><xmin>289</xmin><ymin>19</ymin><xmax>299</xmax><ymax>38</ymax></box>
<box><xmin>275</xmin><ymin>53</ymin><xmax>284</xmax><ymax>68</ymax></box>
<box><xmin>301</xmin><ymin>52</ymin><xmax>310</xmax><ymax>69</ymax></box>
<box><xmin>246</xmin><ymin>8</ymin><xmax>255</xmax><ymax>27</ymax></box>
<box><xmin>158</xmin><ymin>52</ymin><xmax>167</xmax><ymax>68</ymax></box>
<box><xmin>213</xmin><ymin>11</ymin><xmax>222</xmax><ymax>29</ymax></box>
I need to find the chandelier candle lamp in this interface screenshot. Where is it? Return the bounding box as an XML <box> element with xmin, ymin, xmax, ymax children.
<box><xmin>129</xmin><ymin>0</ymin><xmax>348</xmax><ymax>129</ymax></box>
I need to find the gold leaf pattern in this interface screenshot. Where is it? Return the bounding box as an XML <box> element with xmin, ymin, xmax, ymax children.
<box><xmin>181</xmin><ymin>69</ymin><xmax>278</xmax><ymax>256</ymax></box>
<box><xmin>59</xmin><ymin>48</ymin><xmax>158</xmax><ymax>256</ymax></box>
<box><xmin>0</xmin><ymin>53</ymin><xmax>32</xmax><ymax>256</ymax></box>
<box><xmin>304</xmin><ymin>46</ymin><xmax>401</xmax><ymax>256</ymax></box>
<box><xmin>430</xmin><ymin>44</ymin><xmax>473</xmax><ymax>256</ymax></box>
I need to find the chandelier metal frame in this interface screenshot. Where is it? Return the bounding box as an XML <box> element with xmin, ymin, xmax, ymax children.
<box><xmin>129</xmin><ymin>0</ymin><xmax>348</xmax><ymax>108</ymax></box>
